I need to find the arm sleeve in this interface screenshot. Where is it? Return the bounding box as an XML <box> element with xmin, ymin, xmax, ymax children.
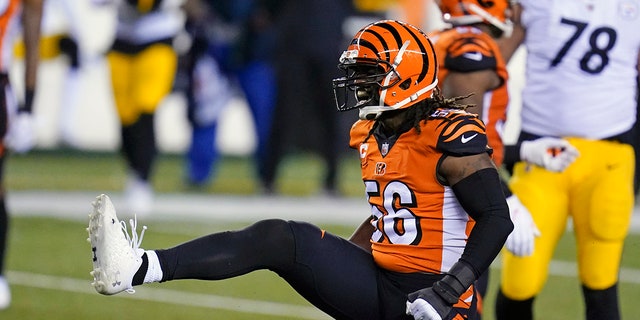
<box><xmin>450</xmin><ymin>168</ymin><xmax>513</xmax><ymax>276</ymax></box>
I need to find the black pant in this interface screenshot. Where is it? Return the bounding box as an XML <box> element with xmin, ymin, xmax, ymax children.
<box><xmin>155</xmin><ymin>219</ymin><xmax>477</xmax><ymax>319</ymax></box>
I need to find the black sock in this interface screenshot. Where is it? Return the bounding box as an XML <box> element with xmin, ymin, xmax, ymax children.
<box><xmin>582</xmin><ymin>283</ymin><xmax>620</xmax><ymax>320</ymax></box>
<box><xmin>495</xmin><ymin>288</ymin><xmax>534</xmax><ymax>320</ymax></box>
<box><xmin>132</xmin><ymin>252</ymin><xmax>149</xmax><ymax>286</ymax></box>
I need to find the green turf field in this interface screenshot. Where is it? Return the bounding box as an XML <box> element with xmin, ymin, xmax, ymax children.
<box><xmin>4</xmin><ymin>150</ymin><xmax>364</xmax><ymax>197</ymax></box>
<box><xmin>1</xmin><ymin>151</ymin><xmax>639</xmax><ymax>319</ymax></box>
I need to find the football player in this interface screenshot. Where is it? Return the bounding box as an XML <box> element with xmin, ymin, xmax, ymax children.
<box><xmin>428</xmin><ymin>1</ymin><xmax>580</xmax><ymax>317</ymax></box>
<box><xmin>431</xmin><ymin>1</ymin><xmax>582</xmax><ymax>315</ymax></box>
<box><xmin>88</xmin><ymin>20</ymin><xmax>514</xmax><ymax>320</ymax></box>
<box><xmin>103</xmin><ymin>0</ymin><xmax>186</xmax><ymax>216</ymax></box>
<box><xmin>429</xmin><ymin>1</ymin><xmax>515</xmax><ymax>318</ymax></box>
<box><xmin>495</xmin><ymin>1</ymin><xmax>640</xmax><ymax>319</ymax></box>
<box><xmin>0</xmin><ymin>0</ymin><xmax>44</xmax><ymax>309</ymax></box>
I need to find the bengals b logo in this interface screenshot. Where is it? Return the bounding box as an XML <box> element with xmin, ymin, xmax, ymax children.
<box><xmin>375</xmin><ymin>162</ymin><xmax>386</xmax><ymax>175</ymax></box>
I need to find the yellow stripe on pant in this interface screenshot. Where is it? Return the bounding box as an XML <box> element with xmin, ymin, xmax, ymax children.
<box><xmin>13</xmin><ymin>34</ymin><xmax>65</xmax><ymax>60</ymax></box>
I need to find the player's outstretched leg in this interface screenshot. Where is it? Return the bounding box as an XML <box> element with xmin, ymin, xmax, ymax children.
<box><xmin>87</xmin><ymin>194</ymin><xmax>146</xmax><ymax>295</ymax></box>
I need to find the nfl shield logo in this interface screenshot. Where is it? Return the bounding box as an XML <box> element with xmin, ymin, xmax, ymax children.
<box><xmin>381</xmin><ymin>142</ymin><xmax>389</xmax><ymax>156</ymax></box>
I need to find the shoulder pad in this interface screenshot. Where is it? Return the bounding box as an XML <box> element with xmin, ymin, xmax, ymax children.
<box><xmin>444</xmin><ymin>34</ymin><xmax>498</xmax><ymax>73</ymax></box>
<box><xmin>434</xmin><ymin>112</ymin><xmax>490</xmax><ymax>156</ymax></box>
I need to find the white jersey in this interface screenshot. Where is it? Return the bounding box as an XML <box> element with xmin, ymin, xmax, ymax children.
<box><xmin>519</xmin><ymin>0</ymin><xmax>640</xmax><ymax>139</ymax></box>
<box><xmin>115</xmin><ymin>0</ymin><xmax>185</xmax><ymax>44</ymax></box>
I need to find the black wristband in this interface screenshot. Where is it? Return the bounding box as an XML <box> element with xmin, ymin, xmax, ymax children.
<box><xmin>433</xmin><ymin>261</ymin><xmax>478</xmax><ymax>305</ymax></box>
<box><xmin>19</xmin><ymin>88</ymin><xmax>35</xmax><ymax>113</ymax></box>
<box><xmin>432</xmin><ymin>279</ymin><xmax>460</xmax><ymax>305</ymax></box>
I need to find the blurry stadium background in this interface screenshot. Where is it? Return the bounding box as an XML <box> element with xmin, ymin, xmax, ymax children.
<box><xmin>1</xmin><ymin>1</ymin><xmax>637</xmax><ymax>320</ymax></box>
<box><xmin>9</xmin><ymin>0</ymin><xmax>525</xmax><ymax>155</ymax></box>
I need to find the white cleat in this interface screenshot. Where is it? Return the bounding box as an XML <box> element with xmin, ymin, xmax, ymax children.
<box><xmin>87</xmin><ymin>194</ymin><xmax>147</xmax><ymax>295</ymax></box>
<box><xmin>125</xmin><ymin>175</ymin><xmax>154</xmax><ymax>217</ymax></box>
<box><xmin>0</xmin><ymin>276</ymin><xmax>10</xmax><ymax>309</ymax></box>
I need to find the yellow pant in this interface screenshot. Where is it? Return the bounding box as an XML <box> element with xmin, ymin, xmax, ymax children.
<box><xmin>107</xmin><ymin>43</ymin><xmax>177</xmax><ymax>125</ymax></box>
<box><xmin>14</xmin><ymin>34</ymin><xmax>65</xmax><ymax>60</ymax></box>
<box><xmin>501</xmin><ymin>137</ymin><xmax>634</xmax><ymax>300</ymax></box>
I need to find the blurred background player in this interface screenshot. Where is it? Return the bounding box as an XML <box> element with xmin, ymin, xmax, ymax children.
<box><xmin>12</xmin><ymin>0</ymin><xmax>116</xmax><ymax>148</ymax></box>
<box><xmin>259</xmin><ymin>0</ymin><xmax>356</xmax><ymax>196</ymax></box>
<box><xmin>430</xmin><ymin>1</ymin><xmax>579</xmax><ymax>317</ymax></box>
<box><xmin>104</xmin><ymin>0</ymin><xmax>187</xmax><ymax>216</ymax></box>
<box><xmin>431</xmin><ymin>0</ymin><xmax>512</xmax><ymax>167</ymax></box>
<box><xmin>179</xmin><ymin>0</ymin><xmax>279</xmax><ymax>188</ymax></box>
<box><xmin>429</xmin><ymin>1</ymin><xmax>515</xmax><ymax>318</ymax></box>
<box><xmin>0</xmin><ymin>0</ymin><xmax>43</xmax><ymax>309</ymax></box>
<box><xmin>495</xmin><ymin>1</ymin><xmax>640</xmax><ymax>319</ymax></box>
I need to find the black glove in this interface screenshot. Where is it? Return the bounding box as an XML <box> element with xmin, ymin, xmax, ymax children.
<box><xmin>406</xmin><ymin>261</ymin><xmax>477</xmax><ymax>320</ymax></box>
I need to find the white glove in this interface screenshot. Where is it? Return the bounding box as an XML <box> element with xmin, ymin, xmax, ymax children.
<box><xmin>406</xmin><ymin>298</ymin><xmax>443</xmax><ymax>320</ymax></box>
<box><xmin>520</xmin><ymin>137</ymin><xmax>579</xmax><ymax>172</ymax></box>
<box><xmin>505</xmin><ymin>195</ymin><xmax>540</xmax><ymax>256</ymax></box>
<box><xmin>6</xmin><ymin>112</ymin><xmax>35</xmax><ymax>154</ymax></box>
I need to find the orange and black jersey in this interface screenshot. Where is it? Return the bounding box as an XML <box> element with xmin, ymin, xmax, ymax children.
<box><xmin>0</xmin><ymin>0</ymin><xmax>21</xmax><ymax>158</ymax></box>
<box><xmin>0</xmin><ymin>0</ymin><xmax>21</xmax><ymax>72</ymax></box>
<box><xmin>431</xmin><ymin>27</ymin><xmax>506</xmax><ymax>76</ymax></box>
<box><xmin>350</xmin><ymin>108</ymin><xmax>491</xmax><ymax>274</ymax></box>
<box><xmin>430</xmin><ymin>26</ymin><xmax>509</xmax><ymax>166</ymax></box>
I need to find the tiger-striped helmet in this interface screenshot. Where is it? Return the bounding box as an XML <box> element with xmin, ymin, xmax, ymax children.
<box><xmin>438</xmin><ymin>0</ymin><xmax>512</xmax><ymax>36</ymax></box>
<box><xmin>332</xmin><ymin>20</ymin><xmax>438</xmax><ymax>120</ymax></box>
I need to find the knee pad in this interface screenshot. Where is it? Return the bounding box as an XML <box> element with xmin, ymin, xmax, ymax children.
<box><xmin>248</xmin><ymin>219</ymin><xmax>296</xmax><ymax>257</ymax></box>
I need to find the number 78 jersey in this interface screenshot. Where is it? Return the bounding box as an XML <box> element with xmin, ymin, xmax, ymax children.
<box><xmin>518</xmin><ymin>0</ymin><xmax>640</xmax><ymax>139</ymax></box>
<box><xmin>349</xmin><ymin>108</ymin><xmax>491</xmax><ymax>274</ymax></box>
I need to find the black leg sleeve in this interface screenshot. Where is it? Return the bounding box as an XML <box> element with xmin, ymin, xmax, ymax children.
<box><xmin>155</xmin><ymin>219</ymin><xmax>383</xmax><ymax>320</ymax></box>
<box><xmin>156</xmin><ymin>219</ymin><xmax>296</xmax><ymax>281</ymax></box>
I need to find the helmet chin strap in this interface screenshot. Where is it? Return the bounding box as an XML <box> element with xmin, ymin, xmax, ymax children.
<box><xmin>358</xmin><ymin>107</ymin><xmax>383</xmax><ymax>120</ymax></box>
<box><xmin>357</xmin><ymin>79</ymin><xmax>438</xmax><ymax>120</ymax></box>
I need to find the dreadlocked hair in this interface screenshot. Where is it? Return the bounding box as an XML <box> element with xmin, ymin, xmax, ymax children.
<box><xmin>407</xmin><ymin>87</ymin><xmax>474</xmax><ymax>134</ymax></box>
<box><xmin>363</xmin><ymin>87</ymin><xmax>474</xmax><ymax>143</ymax></box>
<box><xmin>361</xmin><ymin>87</ymin><xmax>475</xmax><ymax>143</ymax></box>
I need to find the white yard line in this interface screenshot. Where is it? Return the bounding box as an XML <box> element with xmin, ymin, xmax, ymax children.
<box><xmin>6</xmin><ymin>271</ymin><xmax>331</xmax><ymax>320</ymax></box>
<box><xmin>5</xmin><ymin>190</ymin><xmax>640</xmax><ymax>318</ymax></box>
<box><xmin>6</xmin><ymin>191</ymin><xmax>640</xmax><ymax>233</ymax></box>
<box><xmin>6</xmin><ymin>191</ymin><xmax>369</xmax><ymax>225</ymax></box>
<box><xmin>7</xmin><ymin>259</ymin><xmax>640</xmax><ymax>319</ymax></box>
